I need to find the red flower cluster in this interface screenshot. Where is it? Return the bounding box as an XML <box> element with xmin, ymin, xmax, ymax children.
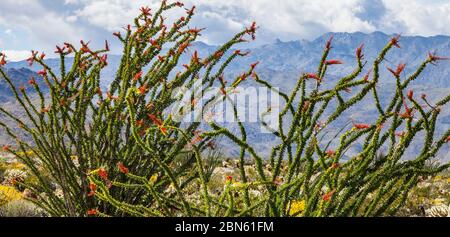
<box><xmin>407</xmin><ymin>90</ymin><xmax>414</xmax><ymax>100</ymax></box>
<box><xmin>37</xmin><ymin>69</ymin><xmax>47</xmax><ymax>77</ymax></box>
<box><xmin>325</xmin><ymin>36</ymin><xmax>333</xmax><ymax>50</ymax></box>
<box><xmin>28</xmin><ymin>77</ymin><xmax>37</xmax><ymax>86</ymax></box>
<box><xmin>87</xmin><ymin>182</ymin><xmax>97</xmax><ymax>197</ymax></box>
<box><xmin>80</xmin><ymin>40</ymin><xmax>91</xmax><ymax>54</ymax></box>
<box><xmin>390</xmin><ymin>35</ymin><xmax>401</xmax><ymax>48</ymax></box>
<box><xmin>352</xmin><ymin>120</ymin><xmax>371</xmax><ymax>130</ymax></box>
<box><xmin>326</xmin><ymin>149</ymin><xmax>335</xmax><ymax>157</ymax></box>
<box><xmin>331</xmin><ymin>163</ymin><xmax>340</xmax><ymax>169</ymax></box>
<box><xmin>118</xmin><ymin>162</ymin><xmax>129</xmax><ymax>174</ymax></box>
<box><xmin>87</xmin><ymin>209</ymin><xmax>98</xmax><ymax>216</ymax></box>
<box><xmin>305</xmin><ymin>73</ymin><xmax>321</xmax><ymax>81</ymax></box>
<box><xmin>2</xmin><ymin>145</ymin><xmax>10</xmax><ymax>152</ymax></box>
<box><xmin>98</xmin><ymin>168</ymin><xmax>108</xmax><ymax>181</ymax></box>
<box><xmin>398</xmin><ymin>100</ymin><xmax>414</xmax><ymax>119</ymax></box>
<box><xmin>325</xmin><ymin>59</ymin><xmax>343</xmax><ymax>65</ymax></box>
<box><xmin>387</xmin><ymin>63</ymin><xmax>406</xmax><ymax>77</ymax></box>
<box><xmin>323</xmin><ymin>190</ymin><xmax>336</xmax><ymax>202</ymax></box>
<box><xmin>0</xmin><ymin>54</ymin><xmax>6</xmax><ymax>66</ymax></box>
<box><xmin>356</xmin><ymin>44</ymin><xmax>364</xmax><ymax>59</ymax></box>
<box><xmin>137</xmin><ymin>84</ymin><xmax>148</xmax><ymax>95</ymax></box>
<box><xmin>234</xmin><ymin>50</ymin><xmax>250</xmax><ymax>57</ymax></box>
<box><xmin>140</xmin><ymin>6</ymin><xmax>151</xmax><ymax>16</ymax></box>
<box><xmin>27</xmin><ymin>51</ymin><xmax>38</xmax><ymax>66</ymax></box>
<box><xmin>246</xmin><ymin>22</ymin><xmax>257</xmax><ymax>40</ymax></box>
<box><xmin>133</xmin><ymin>71</ymin><xmax>143</xmax><ymax>82</ymax></box>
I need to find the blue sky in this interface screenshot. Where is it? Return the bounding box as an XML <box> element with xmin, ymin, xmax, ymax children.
<box><xmin>1</xmin><ymin>0</ymin><xmax>449</xmax><ymax>61</ymax></box>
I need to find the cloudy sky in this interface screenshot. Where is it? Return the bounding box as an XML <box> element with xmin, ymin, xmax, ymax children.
<box><xmin>1</xmin><ymin>0</ymin><xmax>450</xmax><ymax>61</ymax></box>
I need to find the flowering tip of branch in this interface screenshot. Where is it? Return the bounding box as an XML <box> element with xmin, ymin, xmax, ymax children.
<box><xmin>356</xmin><ymin>43</ymin><xmax>364</xmax><ymax>59</ymax></box>
<box><xmin>186</xmin><ymin>6</ymin><xmax>196</xmax><ymax>15</ymax></box>
<box><xmin>398</xmin><ymin>100</ymin><xmax>414</xmax><ymax>119</ymax></box>
<box><xmin>175</xmin><ymin>1</ymin><xmax>184</xmax><ymax>7</ymax></box>
<box><xmin>104</xmin><ymin>40</ymin><xmax>110</xmax><ymax>51</ymax></box>
<box><xmin>305</xmin><ymin>73</ymin><xmax>321</xmax><ymax>81</ymax></box>
<box><xmin>87</xmin><ymin>209</ymin><xmax>98</xmax><ymax>216</ymax></box>
<box><xmin>37</xmin><ymin>69</ymin><xmax>47</xmax><ymax>77</ymax></box>
<box><xmin>234</xmin><ymin>50</ymin><xmax>250</xmax><ymax>56</ymax></box>
<box><xmin>352</xmin><ymin>119</ymin><xmax>371</xmax><ymax>130</ymax></box>
<box><xmin>133</xmin><ymin>71</ymin><xmax>143</xmax><ymax>81</ymax></box>
<box><xmin>113</xmin><ymin>31</ymin><xmax>121</xmax><ymax>38</ymax></box>
<box><xmin>2</xmin><ymin>145</ymin><xmax>10</xmax><ymax>152</ymax></box>
<box><xmin>118</xmin><ymin>162</ymin><xmax>129</xmax><ymax>174</ymax></box>
<box><xmin>140</xmin><ymin>6</ymin><xmax>151</xmax><ymax>16</ymax></box>
<box><xmin>147</xmin><ymin>114</ymin><xmax>163</xmax><ymax>126</ymax></box>
<box><xmin>325</xmin><ymin>59</ymin><xmax>343</xmax><ymax>65</ymax></box>
<box><xmin>39</xmin><ymin>52</ymin><xmax>46</xmax><ymax>60</ymax></box>
<box><xmin>428</xmin><ymin>52</ymin><xmax>449</xmax><ymax>63</ymax></box>
<box><xmin>246</xmin><ymin>21</ymin><xmax>257</xmax><ymax>40</ymax></box>
<box><xmin>0</xmin><ymin>54</ymin><xmax>6</xmax><ymax>66</ymax></box>
<box><xmin>407</xmin><ymin>90</ymin><xmax>414</xmax><ymax>100</ymax></box>
<box><xmin>191</xmin><ymin>50</ymin><xmax>199</xmax><ymax>64</ymax></box>
<box><xmin>387</xmin><ymin>63</ymin><xmax>406</xmax><ymax>77</ymax></box>
<box><xmin>250</xmin><ymin>61</ymin><xmax>260</xmax><ymax>70</ymax></box>
<box><xmin>446</xmin><ymin>136</ymin><xmax>450</xmax><ymax>142</ymax></box>
<box><xmin>395</xmin><ymin>131</ymin><xmax>406</xmax><ymax>137</ymax></box>
<box><xmin>98</xmin><ymin>168</ymin><xmax>108</xmax><ymax>180</ymax></box>
<box><xmin>363</xmin><ymin>70</ymin><xmax>372</xmax><ymax>82</ymax></box>
<box><xmin>28</xmin><ymin>77</ymin><xmax>37</xmax><ymax>85</ymax></box>
<box><xmin>27</xmin><ymin>50</ymin><xmax>38</xmax><ymax>66</ymax></box>
<box><xmin>178</xmin><ymin>42</ymin><xmax>191</xmax><ymax>53</ymax></box>
<box><xmin>55</xmin><ymin>45</ymin><xmax>64</xmax><ymax>54</ymax></box>
<box><xmin>325</xmin><ymin>36</ymin><xmax>333</xmax><ymax>50</ymax></box>
<box><xmin>331</xmin><ymin>163</ymin><xmax>340</xmax><ymax>169</ymax></box>
<box><xmin>326</xmin><ymin>149</ymin><xmax>335</xmax><ymax>157</ymax></box>
<box><xmin>187</xmin><ymin>27</ymin><xmax>204</xmax><ymax>36</ymax></box>
<box><xmin>137</xmin><ymin>84</ymin><xmax>148</xmax><ymax>95</ymax></box>
<box><xmin>99</xmin><ymin>54</ymin><xmax>108</xmax><ymax>66</ymax></box>
<box><xmin>390</xmin><ymin>34</ymin><xmax>401</xmax><ymax>48</ymax></box>
<box><xmin>323</xmin><ymin>190</ymin><xmax>336</xmax><ymax>202</ymax></box>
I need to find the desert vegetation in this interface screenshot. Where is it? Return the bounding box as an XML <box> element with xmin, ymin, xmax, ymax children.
<box><xmin>0</xmin><ymin>1</ymin><xmax>449</xmax><ymax>217</ymax></box>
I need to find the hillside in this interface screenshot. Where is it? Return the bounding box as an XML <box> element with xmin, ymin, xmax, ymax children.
<box><xmin>2</xmin><ymin>31</ymin><xmax>450</xmax><ymax>160</ymax></box>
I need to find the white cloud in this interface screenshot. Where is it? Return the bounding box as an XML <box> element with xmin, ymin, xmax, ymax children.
<box><xmin>0</xmin><ymin>0</ymin><xmax>87</xmax><ymax>54</ymax></box>
<box><xmin>2</xmin><ymin>50</ymin><xmax>31</xmax><ymax>62</ymax></box>
<box><xmin>0</xmin><ymin>0</ymin><xmax>449</xmax><ymax>54</ymax></box>
<box><xmin>380</xmin><ymin>0</ymin><xmax>450</xmax><ymax>36</ymax></box>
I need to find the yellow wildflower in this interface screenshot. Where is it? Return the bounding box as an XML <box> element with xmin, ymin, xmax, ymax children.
<box><xmin>433</xmin><ymin>198</ymin><xmax>445</xmax><ymax>206</ymax></box>
<box><xmin>0</xmin><ymin>185</ymin><xmax>22</xmax><ymax>206</ymax></box>
<box><xmin>16</xmin><ymin>150</ymin><xmax>34</xmax><ymax>157</ymax></box>
<box><xmin>230</xmin><ymin>181</ymin><xmax>245</xmax><ymax>190</ymax></box>
<box><xmin>149</xmin><ymin>174</ymin><xmax>158</xmax><ymax>184</ymax></box>
<box><xmin>434</xmin><ymin>175</ymin><xmax>442</xmax><ymax>181</ymax></box>
<box><xmin>289</xmin><ymin>200</ymin><xmax>306</xmax><ymax>216</ymax></box>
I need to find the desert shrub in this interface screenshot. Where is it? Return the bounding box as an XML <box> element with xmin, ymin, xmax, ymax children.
<box><xmin>0</xmin><ymin>199</ymin><xmax>43</xmax><ymax>217</ymax></box>
<box><xmin>1</xmin><ymin>0</ymin><xmax>449</xmax><ymax>217</ymax></box>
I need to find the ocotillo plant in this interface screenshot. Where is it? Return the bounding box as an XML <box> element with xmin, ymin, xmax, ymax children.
<box><xmin>88</xmin><ymin>27</ymin><xmax>449</xmax><ymax>216</ymax></box>
<box><xmin>0</xmin><ymin>1</ymin><xmax>258</xmax><ymax>217</ymax></box>
<box><xmin>1</xmin><ymin>1</ymin><xmax>450</xmax><ymax>217</ymax></box>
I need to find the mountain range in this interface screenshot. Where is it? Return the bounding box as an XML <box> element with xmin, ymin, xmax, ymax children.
<box><xmin>1</xmin><ymin>31</ymin><xmax>450</xmax><ymax>160</ymax></box>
